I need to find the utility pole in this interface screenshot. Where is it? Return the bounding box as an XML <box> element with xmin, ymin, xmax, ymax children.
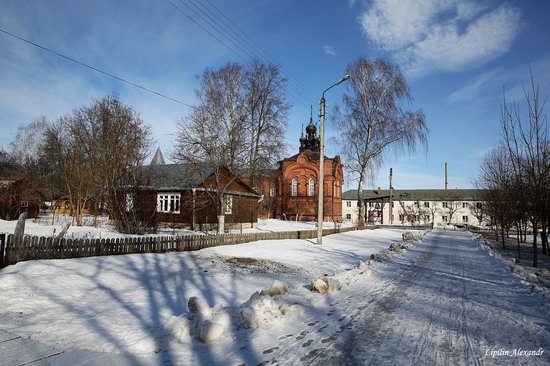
<box><xmin>316</xmin><ymin>74</ymin><xmax>350</xmax><ymax>245</ymax></box>
<box><xmin>445</xmin><ymin>161</ymin><xmax>448</xmax><ymax>190</ymax></box>
<box><xmin>389</xmin><ymin>168</ymin><xmax>393</xmax><ymax>225</ymax></box>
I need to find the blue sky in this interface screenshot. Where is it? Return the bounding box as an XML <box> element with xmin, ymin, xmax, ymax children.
<box><xmin>1</xmin><ymin>0</ymin><xmax>549</xmax><ymax>190</ymax></box>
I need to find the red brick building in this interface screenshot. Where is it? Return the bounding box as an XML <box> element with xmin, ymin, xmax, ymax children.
<box><xmin>251</xmin><ymin>117</ymin><xmax>343</xmax><ymax>222</ymax></box>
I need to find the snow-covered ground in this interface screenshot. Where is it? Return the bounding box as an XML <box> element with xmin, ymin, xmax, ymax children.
<box><xmin>2</xmin><ymin>228</ymin><xmax>547</xmax><ymax>365</ymax></box>
<box><xmin>0</xmin><ymin>217</ymin><xmax>352</xmax><ymax>239</ymax></box>
<box><xmin>0</xmin><ymin>228</ymin><xmax>415</xmax><ymax>364</ymax></box>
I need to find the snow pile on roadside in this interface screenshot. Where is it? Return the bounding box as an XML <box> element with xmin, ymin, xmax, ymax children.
<box><xmin>163</xmin><ymin>280</ymin><xmax>303</xmax><ymax>345</ymax></box>
<box><xmin>473</xmin><ymin>234</ymin><xmax>550</xmax><ymax>295</ymax></box>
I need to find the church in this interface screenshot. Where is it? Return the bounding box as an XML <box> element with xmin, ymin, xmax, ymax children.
<box><xmin>252</xmin><ymin>115</ymin><xmax>343</xmax><ymax>222</ymax></box>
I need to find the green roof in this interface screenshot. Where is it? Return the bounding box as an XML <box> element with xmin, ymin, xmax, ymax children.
<box><xmin>342</xmin><ymin>189</ymin><xmax>483</xmax><ymax>201</ymax></box>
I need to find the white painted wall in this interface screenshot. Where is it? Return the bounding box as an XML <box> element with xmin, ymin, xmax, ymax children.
<box><xmin>342</xmin><ymin>198</ymin><xmax>484</xmax><ymax>227</ymax></box>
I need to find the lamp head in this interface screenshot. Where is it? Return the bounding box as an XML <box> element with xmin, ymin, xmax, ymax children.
<box><xmin>337</xmin><ymin>74</ymin><xmax>351</xmax><ymax>84</ymax></box>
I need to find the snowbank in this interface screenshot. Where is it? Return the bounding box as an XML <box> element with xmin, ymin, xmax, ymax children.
<box><xmin>0</xmin><ymin>228</ymin><xmax>425</xmax><ymax>363</ymax></box>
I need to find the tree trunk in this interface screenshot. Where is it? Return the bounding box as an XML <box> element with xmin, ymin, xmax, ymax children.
<box><xmin>516</xmin><ymin>223</ymin><xmax>521</xmax><ymax>260</ymax></box>
<box><xmin>357</xmin><ymin>174</ymin><xmax>365</xmax><ymax>228</ymax></box>
<box><xmin>541</xmin><ymin>228</ymin><xmax>548</xmax><ymax>256</ymax></box>
<box><xmin>533</xmin><ymin>223</ymin><xmax>538</xmax><ymax>268</ymax></box>
<box><xmin>217</xmin><ymin>215</ymin><xmax>225</xmax><ymax>235</ymax></box>
<box><xmin>500</xmin><ymin>218</ymin><xmax>506</xmax><ymax>249</ymax></box>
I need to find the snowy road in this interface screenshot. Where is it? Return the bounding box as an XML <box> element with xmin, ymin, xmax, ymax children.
<box><xmin>261</xmin><ymin>229</ymin><xmax>550</xmax><ymax>366</ymax></box>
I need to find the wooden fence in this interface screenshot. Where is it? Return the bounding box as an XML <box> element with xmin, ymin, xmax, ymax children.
<box><xmin>0</xmin><ymin>227</ymin><xmax>356</xmax><ymax>268</ymax></box>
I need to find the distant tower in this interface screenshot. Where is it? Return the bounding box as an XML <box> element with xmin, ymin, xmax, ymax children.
<box><xmin>444</xmin><ymin>161</ymin><xmax>448</xmax><ymax>190</ymax></box>
<box><xmin>151</xmin><ymin>147</ymin><xmax>166</xmax><ymax>165</ymax></box>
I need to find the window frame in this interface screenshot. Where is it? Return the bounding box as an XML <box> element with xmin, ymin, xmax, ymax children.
<box><xmin>224</xmin><ymin>195</ymin><xmax>233</xmax><ymax>215</ymax></box>
<box><xmin>308</xmin><ymin>178</ymin><xmax>315</xmax><ymax>197</ymax></box>
<box><xmin>291</xmin><ymin>178</ymin><xmax>298</xmax><ymax>197</ymax></box>
<box><xmin>157</xmin><ymin>192</ymin><xmax>181</xmax><ymax>214</ymax></box>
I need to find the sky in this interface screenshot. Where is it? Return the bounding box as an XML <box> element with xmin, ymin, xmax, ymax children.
<box><xmin>1</xmin><ymin>0</ymin><xmax>549</xmax><ymax>190</ymax></box>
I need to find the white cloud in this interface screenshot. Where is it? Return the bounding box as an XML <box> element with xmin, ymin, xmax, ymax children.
<box><xmin>447</xmin><ymin>55</ymin><xmax>550</xmax><ymax>104</ymax></box>
<box><xmin>360</xmin><ymin>0</ymin><xmax>523</xmax><ymax>76</ymax></box>
<box><xmin>323</xmin><ymin>45</ymin><xmax>336</xmax><ymax>56</ymax></box>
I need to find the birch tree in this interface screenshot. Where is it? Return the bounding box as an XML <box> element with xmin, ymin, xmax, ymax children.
<box><xmin>334</xmin><ymin>57</ymin><xmax>428</xmax><ymax>226</ymax></box>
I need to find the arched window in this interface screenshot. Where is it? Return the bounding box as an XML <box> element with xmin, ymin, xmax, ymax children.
<box><xmin>291</xmin><ymin>178</ymin><xmax>298</xmax><ymax>196</ymax></box>
<box><xmin>308</xmin><ymin>178</ymin><xmax>315</xmax><ymax>197</ymax></box>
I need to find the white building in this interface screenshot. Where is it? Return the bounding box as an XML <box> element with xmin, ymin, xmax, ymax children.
<box><xmin>342</xmin><ymin>189</ymin><xmax>485</xmax><ymax>227</ymax></box>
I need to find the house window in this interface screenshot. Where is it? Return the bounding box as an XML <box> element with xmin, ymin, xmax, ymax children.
<box><xmin>346</xmin><ymin>213</ymin><xmax>351</xmax><ymax>220</ymax></box>
<box><xmin>125</xmin><ymin>193</ymin><xmax>134</xmax><ymax>212</ymax></box>
<box><xmin>399</xmin><ymin>214</ymin><xmax>405</xmax><ymax>221</ymax></box>
<box><xmin>224</xmin><ymin>196</ymin><xmax>233</xmax><ymax>214</ymax></box>
<box><xmin>424</xmin><ymin>202</ymin><xmax>430</xmax><ymax>207</ymax></box>
<box><xmin>369</xmin><ymin>202</ymin><xmax>374</xmax><ymax>208</ymax></box>
<box><xmin>20</xmin><ymin>201</ymin><xmax>28</xmax><ymax>208</ymax></box>
<box><xmin>414</xmin><ymin>201</ymin><xmax>419</xmax><ymax>206</ymax></box>
<box><xmin>308</xmin><ymin>178</ymin><xmax>315</xmax><ymax>197</ymax></box>
<box><xmin>346</xmin><ymin>201</ymin><xmax>351</xmax><ymax>207</ymax></box>
<box><xmin>476</xmin><ymin>202</ymin><xmax>482</xmax><ymax>209</ymax></box>
<box><xmin>442</xmin><ymin>202</ymin><xmax>448</xmax><ymax>208</ymax></box>
<box><xmin>462</xmin><ymin>215</ymin><xmax>468</xmax><ymax>222</ymax></box>
<box><xmin>291</xmin><ymin>178</ymin><xmax>298</xmax><ymax>196</ymax></box>
<box><xmin>424</xmin><ymin>215</ymin><xmax>430</xmax><ymax>221</ymax></box>
<box><xmin>269</xmin><ymin>187</ymin><xmax>276</xmax><ymax>197</ymax></box>
<box><xmin>442</xmin><ymin>215</ymin><xmax>448</xmax><ymax>223</ymax></box>
<box><xmin>462</xmin><ymin>202</ymin><xmax>468</xmax><ymax>208</ymax></box>
<box><xmin>157</xmin><ymin>193</ymin><xmax>180</xmax><ymax>214</ymax></box>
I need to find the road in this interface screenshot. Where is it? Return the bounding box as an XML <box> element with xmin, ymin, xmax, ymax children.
<box><xmin>262</xmin><ymin>229</ymin><xmax>550</xmax><ymax>365</ymax></box>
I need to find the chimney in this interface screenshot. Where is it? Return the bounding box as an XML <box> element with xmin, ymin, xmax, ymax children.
<box><xmin>377</xmin><ymin>186</ymin><xmax>381</xmax><ymax>194</ymax></box>
<box><xmin>445</xmin><ymin>161</ymin><xmax>448</xmax><ymax>190</ymax></box>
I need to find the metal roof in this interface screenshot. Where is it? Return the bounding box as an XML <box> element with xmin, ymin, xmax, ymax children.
<box><xmin>342</xmin><ymin>189</ymin><xmax>484</xmax><ymax>201</ymax></box>
<box><xmin>144</xmin><ymin>164</ymin><xmax>215</xmax><ymax>190</ymax></box>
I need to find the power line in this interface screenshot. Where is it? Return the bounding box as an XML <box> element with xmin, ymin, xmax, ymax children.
<box><xmin>187</xmin><ymin>0</ymin><xmax>316</xmax><ymax>103</ymax></box>
<box><xmin>0</xmin><ymin>28</ymin><xmax>195</xmax><ymax>108</ymax></box>
<box><xmin>170</xmin><ymin>0</ymin><xmax>314</xmax><ymax>105</ymax></box>
<box><xmin>200</xmin><ymin>0</ymin><xmax>317</xmax><ymax>100</ymax></box>
<box><xmin>164</xmin><ymin>0</ymin><xmax>316</xmax><ymax>106</ymax></box>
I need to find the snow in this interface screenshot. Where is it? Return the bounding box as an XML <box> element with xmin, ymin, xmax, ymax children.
<box><xmin>0</xmin><ymin>228</ymin><xmax>412</xmax><ymax>363</ymax></box>
<box><xmin>0</xmin><ymin>217</ymin><xmax>352</xmax><ymax>239</ymax></box>
<box><xmin>1</xmin><ymin>228</ymin><xmax>548</xmax><ymax>365</ymax></box>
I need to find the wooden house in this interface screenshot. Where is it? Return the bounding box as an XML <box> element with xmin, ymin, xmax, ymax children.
<box><xmin>133</xmin><ymin>159</ymin><xmax>260</xmax><ymax>231</ymax></box>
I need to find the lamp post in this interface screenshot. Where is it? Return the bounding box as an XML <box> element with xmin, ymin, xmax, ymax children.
<box><xmin>317</xmin><ymin>74</ymin><xmax>350</xmax><ymax>245</ymax></box>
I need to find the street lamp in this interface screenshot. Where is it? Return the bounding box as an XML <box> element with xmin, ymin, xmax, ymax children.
<box><xmin>317</xmin><ymin>74</ymin><xmax>350</xmax><ymax>245</ymax></box>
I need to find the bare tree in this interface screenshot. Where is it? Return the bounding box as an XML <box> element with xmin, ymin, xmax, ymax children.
<box><xmin>469</xmin><ymin>201</ymin><xmax>487</xmax><ymax>227</ymax></box>
<box><xmin>333</xmin><ymin>57</ymin><xmax>428</xmax><ymax>227</ymax></box>
<box><xmin>499</xmin><ymin>69</ymin><xmax>549</xmax><ymax>267</ymax></box>
<box><xmin>44</xmin><ymin>116</ymin><xmax>93</xmax><ymax>226</ymax></box>
<box><xmin>174</xmin><ymin>63</ymin><xmax>247</xmax><ymax>233</ymax></box>
<box><xmin>43</xmin><ymin>96</ymin><xmax>152</xmax><ymax>231</ymax></box>
<box><xmin>477</xmin><ymin>146</ymin><xmax>515</xmax><ymax>249</ymax></box>
<box><xmin>444</xmin><ymin>199</ymin><xmax>462</xmax><ymax>225</ymax></box>
<box><xmin>10</xmin><ymin>117</ymin><xmax>48</xmax><ymax>166</ymax></box>
<box><xmin>80</xmin><ymin>95</ymin><xmax>152</xmax><ymax>233</ymax></box>
<box><xmin>243</xmin><ymin>60</ymin><xmax>290</xmax><ymax>182</ymax></box>
<box><xmin>397</xmin><ymin>200</ymin><xmax>428</xmax><ymax>226</ymax></box>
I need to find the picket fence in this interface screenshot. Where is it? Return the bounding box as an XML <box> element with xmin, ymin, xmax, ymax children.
<box><xmin>0</xmin><ymin>227</ymin><xmax>356</xmax><ymax>268</ymax></box>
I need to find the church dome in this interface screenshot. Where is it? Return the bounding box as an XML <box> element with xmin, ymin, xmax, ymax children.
<box><xmin>305</xmin><ymin>120</ymin><xmax>316</xmax><ymax>135</ymax></box>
